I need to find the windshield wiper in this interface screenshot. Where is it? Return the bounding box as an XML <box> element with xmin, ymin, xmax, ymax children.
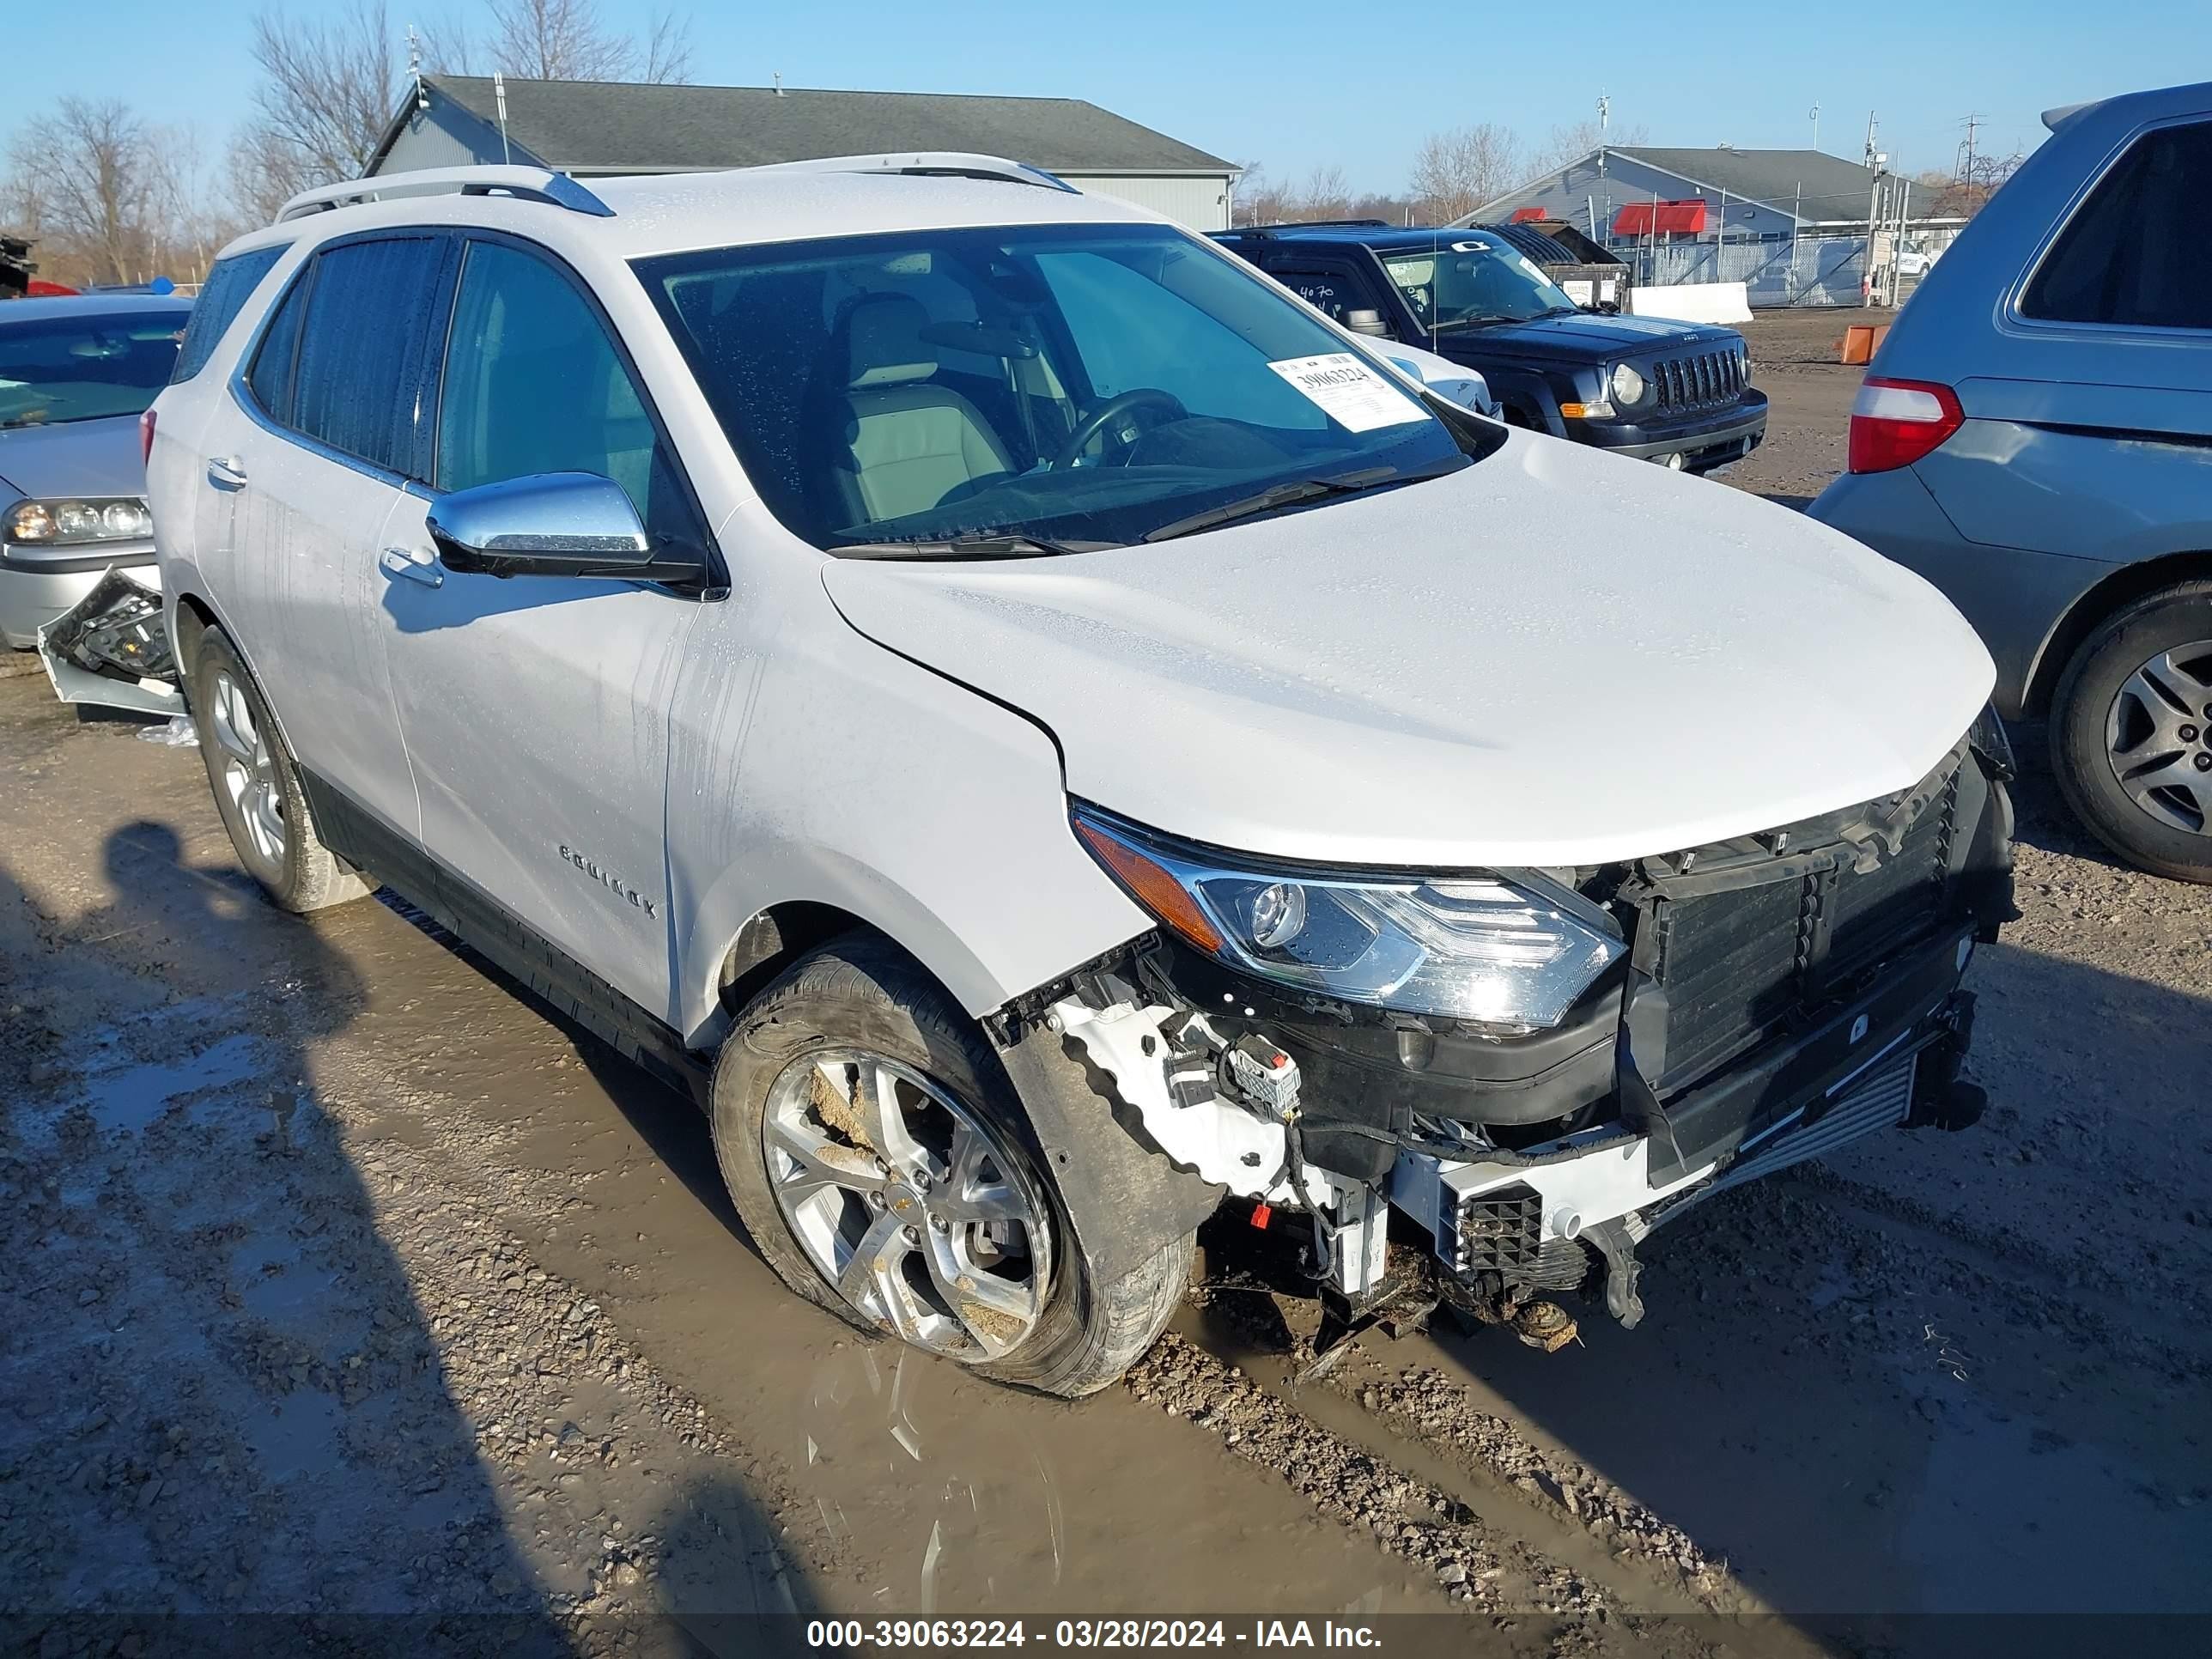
<box><xmin>833</xmin><ymin>532</ymin><xmax>1117</xmax><ymax>561</ymax></box>
<box><xmin>1141</xmin><ymin>466</ymin><xmax>1411</xmax><ymax>544</ymax></box>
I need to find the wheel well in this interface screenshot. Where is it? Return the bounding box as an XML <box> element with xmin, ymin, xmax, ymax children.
<box><xmin>716</xmin><ymin>902</ymin><xmax>879</xmax><ymax>1014</ymax></box>
<box><xmin>172</xmin><ymin>592</ymin><xmax>215</xmax><ymax>682</ymax></box>
<box><xmin>2024</xmin><ymin>550</ymin><xmax>2212</xmax><ymax>716</ymax></box>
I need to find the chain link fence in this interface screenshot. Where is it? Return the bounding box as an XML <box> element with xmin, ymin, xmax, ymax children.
<box><xmin>1620</xmin><ymin>235</ymin><xmax>1875</xmax><ymax>307</ymax></box>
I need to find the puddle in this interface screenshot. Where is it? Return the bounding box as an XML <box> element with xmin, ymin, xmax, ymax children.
<box><xmin>88</xmin><ymin>1032</ymin><xmax>264</xmax><ymax>1132</ymax></box>
<box><xmin>239</xmin><ymin>1387</ymin><xmax>346</xmax><ymax>1484</ymax></box>
<box><xmin>1900</xmin><ymin>1389</ymin><xmax>2212</xmax><ymax>1612</ymax></box>
<box><xmin>802</xmin><ymin>1346</ymin><xmax>1066</xmax><ymax>1609</ymax></box>
<box><xmin>230</xmin><ymin>1236</ymin><xmax>364</xmax><ymax>1360</ymax></box>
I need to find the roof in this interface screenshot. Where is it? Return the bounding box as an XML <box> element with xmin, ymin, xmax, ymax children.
<box><xmin>1214</xmin><ymin>224</ymin><xmax>1532</xmax><ymax>254</ymax></box>
<box><xmin>1609</xmin><ymin>147</ymin><xmax>1883</xmax><ymax>215</ymax></box>
<box><xmin>0</xmin><ymin>292</ymin><xmax>191</xmax><ymax>322</ymax></box>
<box><xmin>221</xmin><ymin>166</ymin><xmax>1165</xmax><ymax>268</ymax></box>
<box><xmin>384</xmin><ymin>76</ymin><xmax>1237</xmax><ymax>177</ymax></box>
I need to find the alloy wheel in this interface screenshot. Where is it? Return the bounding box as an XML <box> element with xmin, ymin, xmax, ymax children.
<box><xmin>206</xmin><ymin>669</ymin><xmax>289</xmax><ymax>872</ymax></box>
<box><xmin>2105</xmin><ymin>641</ymin><xmax>2212</xmax><ymax>836</ymax></box>
<box><xmin>763</xmin><ymin>1049</ymin><xmax>1052</xmax><ymax>1360</ymax></box>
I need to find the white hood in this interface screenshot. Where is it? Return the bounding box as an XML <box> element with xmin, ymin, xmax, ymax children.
<box><xmin>822</xmin><ymin>433</ymin><xmax>1996</xmax><ymax>870</ymax></box>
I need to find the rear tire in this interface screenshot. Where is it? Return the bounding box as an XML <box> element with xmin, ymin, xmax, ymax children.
<box><xmin>2049</xmin><ymin>581</ymin><xmax>2212</xmax><ymax>882</ymax></box>
<box><xmin>187</xmin><ymin>627</ymin><xmax>372</xmax><ymax>912</ymax></box>
<box><xmin>710</xmin><ymin>939</ymin><xmax>1191</xmax><ymax>1397</ymax></box>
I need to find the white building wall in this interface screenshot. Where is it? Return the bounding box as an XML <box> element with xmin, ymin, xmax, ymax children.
<box><xmin>1065</xmin><ymin>173</ymin><xmax>1235</xmax><ymax>231</ymax></box>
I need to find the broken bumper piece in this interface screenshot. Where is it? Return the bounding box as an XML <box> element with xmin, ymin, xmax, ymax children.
<box><xmin>1392</xmin><ymin>939</ymin><xmax>1982</xmax><ymax>1325</ymax></box>
<box><xmin>35</xmin><ymin>568</ymin><xmax>181</xmax><ymax>717</ymax></box>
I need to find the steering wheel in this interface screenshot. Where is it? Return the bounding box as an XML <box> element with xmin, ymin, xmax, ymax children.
<box><xmin>1050</xmin><ymin>388</ymin><xmax>1187</xmax><ymax>469</ymax></box>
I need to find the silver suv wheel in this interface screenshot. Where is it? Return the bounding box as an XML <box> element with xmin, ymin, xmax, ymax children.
<box><xmin>2105</xmin><ymin>641</ymin><xmax>2212</xmax><ymax>836</ymax></box>
<box><xmin>763</xmin><ymin>1049</ymin><xmax>1052</xmax><ymax>1360</ymax></box>
<box><xmin>206</xmin><ymin>666</ymin><xmax>289</xmax><ymax>873</ymax></box>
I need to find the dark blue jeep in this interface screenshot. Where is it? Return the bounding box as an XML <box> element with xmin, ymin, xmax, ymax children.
<box><xmin>1212</xmin><ymin>223</ymin><xmax>1768</xmax><ymax>475</ymax></box>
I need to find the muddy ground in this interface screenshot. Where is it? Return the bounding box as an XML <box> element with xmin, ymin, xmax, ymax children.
<box><xmin>3</xmin><ymin>338</ymin><xmax>2209</xmax><ymax>1657</ymax></box>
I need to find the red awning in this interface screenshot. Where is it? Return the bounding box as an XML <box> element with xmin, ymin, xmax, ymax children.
<box><xmin>1612</xmin><ymin>199</ymin><xmax>1708</xmax><ymax>236</ymax></box>
<box><xmin>1510</xmin><ymin>206</ymin><xmax>1550</xmax><ymax>223</ymax></box>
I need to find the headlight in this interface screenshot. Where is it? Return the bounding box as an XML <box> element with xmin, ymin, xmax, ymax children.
<box><xmin>4</xmin><ymin>496</ymin><xmax>154</xmax><ymax>545</ymax></box>
<box><xmin>1609</xmin><ymin>362</ymin><xmax>1646</xmax><ymax>405</ymax></box>
<box><xmin>1073</xmin><ymin>809</ymin><xmax>1626</xmax><ymax>1032</ymax></box>
<box><xmin>1740</xmin><ymin>346</ymin><xmax>1753</xmax><ymax>385</ymax></box>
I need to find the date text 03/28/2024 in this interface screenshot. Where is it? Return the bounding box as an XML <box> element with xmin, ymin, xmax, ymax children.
<box><xmin>806</xmin><ymin>1620</ymin><xmax>1383</xmax><ymax>1650</ymax></box>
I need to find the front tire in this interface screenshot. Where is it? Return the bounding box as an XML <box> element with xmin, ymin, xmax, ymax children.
<box><xmin>2050</xmin><ymin>582</ymin><xmax>2212</xmax><ymax>882</ymax></box>
<box><xmin>188</xmin><ymin>627</ymin><xmax>371</xmax><ymax>912</ymax></box>
<box><xmin>710</xmin><ymin>939</ymin><xmax>1191</xmax><ymax>1396</ymax></box>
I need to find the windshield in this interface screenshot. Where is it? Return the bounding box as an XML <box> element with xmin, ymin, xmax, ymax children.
<box><xmin>1379</xmin><ymin>237</ymin><xmax>1581</xmax><ymax>334</ymax></box>
<box><xmin>635</xmin><ymin>223</ymin><xmax>1478</xmax><ymax>553</ymax></box>
<box><xmin>0</xmin><ymin>310</ymin><xmax>185</xmax><ymax>428</ymax></box>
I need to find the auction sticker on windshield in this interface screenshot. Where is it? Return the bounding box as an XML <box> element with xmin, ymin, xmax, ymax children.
<box><xmin>1266</xmin><ymin>353</ymin><xmax>1425</xmax><ymax>433</ymax></box>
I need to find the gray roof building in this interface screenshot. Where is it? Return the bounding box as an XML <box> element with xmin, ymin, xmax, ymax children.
<box><xmin>369</xmin><ymin>75</ymin><xmax>1242</xmax><ymax>229</ymax></box>
<box><xmin>1472</xmin><ymin>143</ymin><xmax>1942</xmax><ymax>234</ymax></box>
<box><xmin>1601</xmin><ymin>147</ymin><xmax>1893</xmax><ymax>221</ymax></box>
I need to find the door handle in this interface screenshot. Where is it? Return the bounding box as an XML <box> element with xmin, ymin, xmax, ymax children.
<box><xmin>206</xmin><ymin>456</ymin><xmax>247</xmax><ymax>489</ymax></box>
<box><xmin>380</xmin><ymin>545</ymin><xmax>444</xmax><ymax>588</ymax></box>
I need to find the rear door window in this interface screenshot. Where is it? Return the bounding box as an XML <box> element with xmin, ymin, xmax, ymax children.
<box><xmin>246</xmin><ymin>270</ymin><xmax>311</xmax><ymax>423</ymax></box>
<box><xmin>172</xmin><ymin>246</ymin><xmax>284</xmax><ymax>383</ymax></box>
<box><xmin>286</xmin><ymin>236</ymin><xmax>451</xmax><ymax>478</ymax></box>
<box><xmin>2023</xmin><ymin>119</ymin><xmax>2212</xmax><ymax>330</ymax></box>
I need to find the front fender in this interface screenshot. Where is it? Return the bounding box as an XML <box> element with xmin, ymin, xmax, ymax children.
<box><xmin>669</xmin><ymin>567</ymin><xmax>1151</xmax><ymax>1044</ymax></box>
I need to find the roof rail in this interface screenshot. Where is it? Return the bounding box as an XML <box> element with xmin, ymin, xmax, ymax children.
<box><xmin>275</xmin><ymin>165</ymin><xmax>615</xmax><ymax>224</ymax></box>
<box><xmin>1218</xmin><ymin>218</ymin><xmax>1393</xmax><ymax>236</ymax></box>
<box><xmin>744</xmin><ymin>152</ymin><xmax>1079</xmax><ymax>193</ymax></box>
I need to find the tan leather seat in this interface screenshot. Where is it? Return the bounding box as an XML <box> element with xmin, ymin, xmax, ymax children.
<box><xmin>836</xmin><ymin>295</ymin><xmax>1014</xmax><ymax>524</ymax></box>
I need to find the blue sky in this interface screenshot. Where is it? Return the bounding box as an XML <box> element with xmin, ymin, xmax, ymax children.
<box><xmin>13</xmin><ymin>0</ymin><xmax>2206</xmax><ymax>193</ymax></box>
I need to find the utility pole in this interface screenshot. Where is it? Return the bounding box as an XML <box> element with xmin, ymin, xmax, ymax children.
<box><xmin>1809</xmin><ymin>103</ymin><xmax>1820</xmax><ymax>152</ymax></box>
<box><xmin>1960</xmin><ymin>112</ymin><xmax>1982</xmax><ymax>180</ymax></box>
<box><xmin>1863</xmin><ymin>110</ymin><xmax>1880</xmax><ymax>170</ymax></box>
<box><xmin>1595</xmin><ymin>92</ymin><xmax>1611</xmax><ymax>177</ymax></box>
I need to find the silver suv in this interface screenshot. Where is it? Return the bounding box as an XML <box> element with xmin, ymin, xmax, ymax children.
<box><xmin>150</xmin><ymin>158</ymin><xmax>2014</xmax><ymax>1394</ymax></box>
<box><xmin>1812</xmin><ymin>80</ymin><xmax>2212</xmax><ymax>881</ymax></box>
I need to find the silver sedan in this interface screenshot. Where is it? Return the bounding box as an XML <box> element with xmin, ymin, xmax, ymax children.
<box><xmin>1</xmin><ymin>292</ymin><xmax>190</xmax><ymax>648</ymax></box>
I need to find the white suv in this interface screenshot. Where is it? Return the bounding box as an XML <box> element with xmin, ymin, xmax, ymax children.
<box><xmin>148</xmin><ymin>157</ymin><xmax>2015</xmax><ymax>1395</ymax></box>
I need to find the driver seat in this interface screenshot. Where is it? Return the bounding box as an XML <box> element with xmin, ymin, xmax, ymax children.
<box><xmin>831</xmin><ymin>295</ymin><xmax>1014</xmax><ymax>525</ymax></box>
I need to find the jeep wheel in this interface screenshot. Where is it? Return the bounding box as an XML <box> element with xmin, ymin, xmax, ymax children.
<box><xmin>2051</xmin><ymin>581</ymin><xmax>2212</xmax><ymax>882</ymax></box>
<box><xmin>189</xmin><ymin>627</ymin><xmax>372</xmax><ymax>912</ymax></box>
<box><xmin>710</xmin><ymin>939</ymin><xmax>1191</xmax><ymax>1396</ymax></box>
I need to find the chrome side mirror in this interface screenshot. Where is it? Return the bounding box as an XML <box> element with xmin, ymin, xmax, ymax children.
<box><xmin>425</xmin><ymin>471</ymin><xmax>703</xmax><ymax>584</ymax></box>
<box><xmin>1340</xmin><ymin>307</ymin><xmax>1392</xmax><ymax>337</ymax></box>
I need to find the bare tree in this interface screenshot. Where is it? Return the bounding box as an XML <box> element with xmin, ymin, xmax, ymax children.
<box><xmin>483</xmin><ymin>0</ymin><xmax>691</xmax><ymax>82</ymax></box>
<box><xmin>1529</xmin><ymin>117</ymin><xmax>1649</xmax><ymax>176</ymax></box>
<box><xmin>230</xmin><ymin>2</ymin><xmax>401</xmax><ymax>217</ymax></box>
<box><xmin>14</xmin><ymin>100</ymin><xmax>157</xmax><ymax>286</ymax></box>
<box><xmin>148</xmin><ymin>126</ymin><xmax>247</xmax><ymax>284</ymax></box>
<box><xmin>1915</xmin><ymin>151</ymin><xmax>2023</xmax><ymax>218</ymax></box>
<box><xmin>1408</xmin><ymin>124</ymin><xmax>1522</xmax><ymax>222</ymax></box>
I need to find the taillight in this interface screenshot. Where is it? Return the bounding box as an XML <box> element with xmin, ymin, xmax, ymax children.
<box><xmin>138</xmin><ymin>408</ymin><xmax>157</xmax><ymax>467</ymax></box>
<box><xmin>1846</xmin><ymin>377</ymin><xmax>1963</xmax><ymax>474</ymax></box>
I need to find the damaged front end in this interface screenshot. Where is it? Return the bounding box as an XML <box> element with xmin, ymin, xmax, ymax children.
<box><xmin>1034</xmin><ymin>714</ymin><xmax>2016</xmax><ymax>1350</ymax></box>
<box><xmin>35</xmin><ymin>568</ymin><xmax>181</xmax><ymax>717</ymax></box>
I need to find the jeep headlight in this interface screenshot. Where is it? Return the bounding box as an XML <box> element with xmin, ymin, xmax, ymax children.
<box><xmin>4</xmin><ymin>496</ymin><xmax>154</xmax><ymax>545</ymax></box>
<box><xmin>1609</xmin><ymin>362</ymin><xmax>1646</xmax><ymax>405</ymax></box>
<box><xmin>1073</xmin><ymin>808</ymin><xmax>1625</xmax><ymax>1032</ymax></box>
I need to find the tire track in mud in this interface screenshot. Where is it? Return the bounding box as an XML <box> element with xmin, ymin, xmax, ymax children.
<box><xmin>1121</xmin><ymin>1334</ymin><xmax>1802</xmax><ymax>1659</ymax></box>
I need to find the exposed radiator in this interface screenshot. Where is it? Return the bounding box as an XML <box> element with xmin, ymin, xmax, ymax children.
<box><xmin>1636</xmin><ymin>1050</ymin><xmax>1918</xmax><ymax>1238</ymax></box>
